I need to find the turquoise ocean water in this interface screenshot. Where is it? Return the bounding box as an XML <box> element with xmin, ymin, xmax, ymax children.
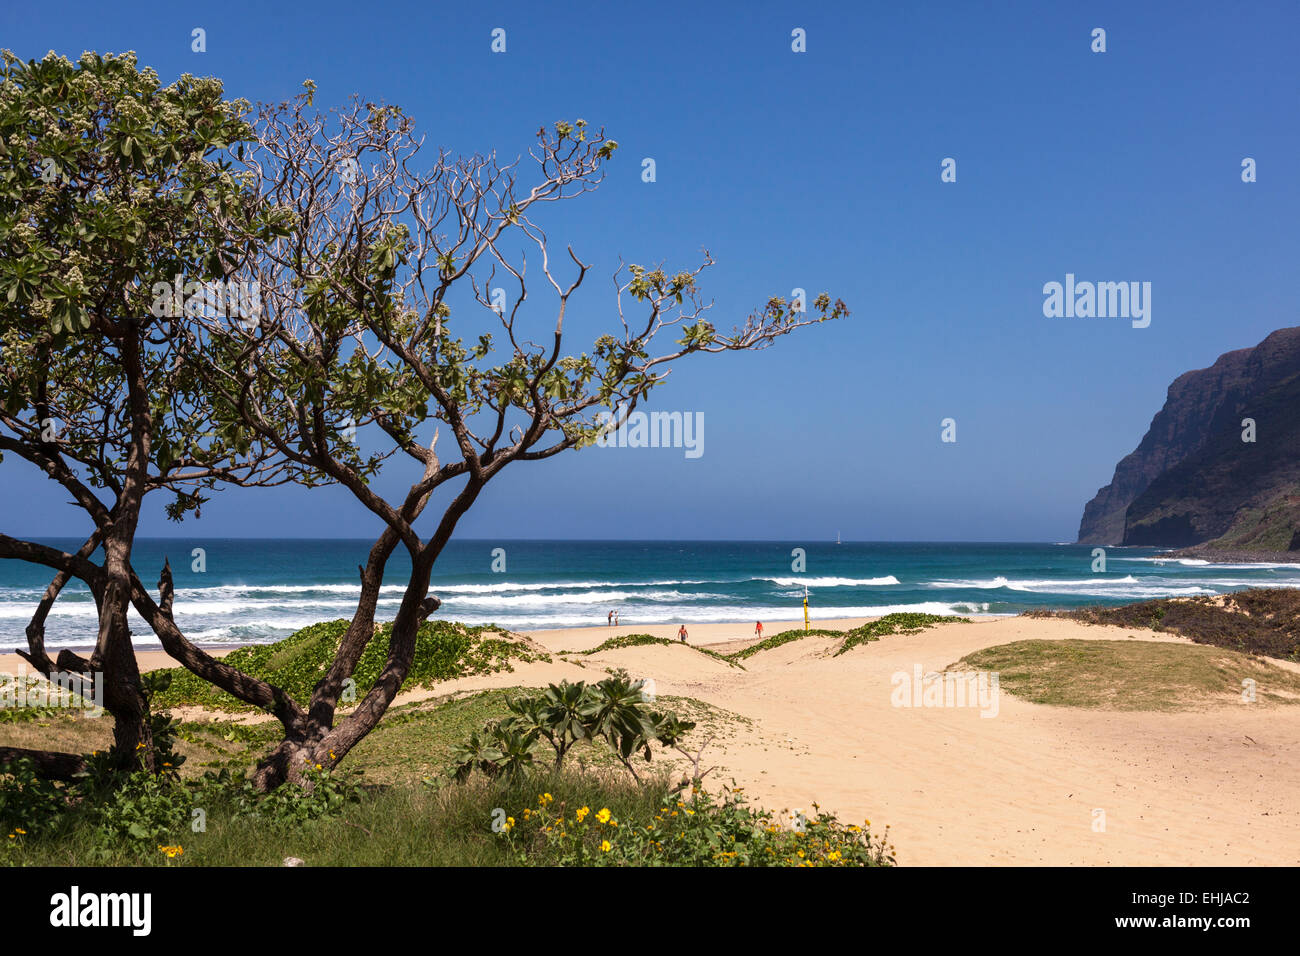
<box><xmin>2</xmin><ymin>539</ymin><xmax>1298</xmax><ymax>650</ymax></box>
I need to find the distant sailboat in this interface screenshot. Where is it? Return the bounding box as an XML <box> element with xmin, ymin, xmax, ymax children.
<box><xmin>836</xmin><ymin>531</ymin><xmax>842</xmax><ymax>545</ymax></box>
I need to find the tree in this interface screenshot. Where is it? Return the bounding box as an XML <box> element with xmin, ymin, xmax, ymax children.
<box><xmin>145</xmin><ymin>88</ymin><xmax>848</xmax><ymax>789</ymax></box>
<box><xmin>0</xmin><ymin>51</ymin><xmax>289</xmax><ymax>774</ymax></box>
<box><xmin>1</xmin><ymin>57</ymin><xmax>846</xmax><ymax>790</ymax></box>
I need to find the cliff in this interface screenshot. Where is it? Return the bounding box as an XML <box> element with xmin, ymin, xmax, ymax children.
<box><xmin>1077</xmin><ymin>327</ymin><xmax>1300</xmax><ymax>548</ymax></box>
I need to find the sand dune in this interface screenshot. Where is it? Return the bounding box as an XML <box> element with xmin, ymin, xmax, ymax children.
<box><xmin>6</xmin><ymin>615</ymin><xmax>1298</xmax><ymax>865</ymax></box>
<box><xmin>529</xmin><ymin>616</ymin><xmax>1300</xmax><ymax>866</ymax></box>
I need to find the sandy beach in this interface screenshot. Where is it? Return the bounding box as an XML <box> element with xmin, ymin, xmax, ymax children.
<box><xmin>7</xmin><ymin>614</ymin><xmax>1298</xmax><ymax>866</ymax></box>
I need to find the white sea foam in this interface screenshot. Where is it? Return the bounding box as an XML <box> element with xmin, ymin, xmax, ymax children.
<box><xmin>1122</xmin><ymin>556</ymin><xmax>1300</xmax><ymax>569</ymax></box>
<box><xmin>929</xmin><ymin>575</ymin><xmax>1142</xmax><ymax>590</ymax></box>
<box><xmin>925</xmin><ymin>575</ymin><xmax>1213</xmax><ymax>599</ymax></box>
<box><xmin>763</xmin><ymin>575</ymin><xmax>900</xmax><ymax>587</ymax></box>
<box><xmin>5</xmin><ymin>545</ymin><xmax>1293</xmax><ymax>650</ymax></box>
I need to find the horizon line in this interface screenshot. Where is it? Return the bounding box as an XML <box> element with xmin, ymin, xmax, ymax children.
<box><xmin>0</xmin><ymin>535</ymin><xmax>1120</xmax><ymax>546</ymax></box>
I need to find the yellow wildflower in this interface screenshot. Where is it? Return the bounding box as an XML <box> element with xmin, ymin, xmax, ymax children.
<box><xmin>600</xmin><ymin>840</ymin><xmax>611</xmax><ymax>852</ymax></box>
<box><xmin>596</xmin><ymin>808</ymin><xmax>611</xmax><ymax>825</ymax></box>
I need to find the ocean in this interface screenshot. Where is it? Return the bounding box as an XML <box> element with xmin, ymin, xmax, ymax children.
<box><xmin>2</xmin><ymin>539</ymin><xmax>1298</xmax><ymax>650</ymax></box>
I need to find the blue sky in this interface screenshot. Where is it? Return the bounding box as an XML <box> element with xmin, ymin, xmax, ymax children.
<box><xmin>2</xmin><ymin>0</ymin><xmax>1297</xmax><ymax>542</ymax></box>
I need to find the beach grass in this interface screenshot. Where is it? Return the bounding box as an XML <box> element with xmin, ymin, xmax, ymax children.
<box><xmin>727</xmin><ymin>628</ymin><xmax>845</xmax><ymax>661</ymax></box>
<box><xmin>1026</xmin><ymin>589</ymin><xmax>1300</xmax><ymax>661</ymax></box>
<box><xmin>559</xmin><ymin>632</ymin><xmax>744</xmax><ymax>668</ymax></box>
<box><xmin>725</xmin><ymin>614</ymin><xmax>971</xmax><ymax>662</ymax></box>
<box><xmin>151</xmin><ymin>619</ymin><xmax>549</xmax><ymax>712</ymax></box>
<box><xmin>4</xmin><ymin>685</ymin><xmax>741</xmax><ymax>785</ymax></box>
<box><xmin>3</xmin><ymin>686</ymin><xmax>883</xmax><ymax>867</ymax></box>
<box><xmin>957</xmin><ymin>639</ymin><xmax>1300</xmax><ymax>711</ymax></box>
<box><xmin>5</xmin><ymin>765</ymin><xmax>675</xmax><ymax>867</ymax></box>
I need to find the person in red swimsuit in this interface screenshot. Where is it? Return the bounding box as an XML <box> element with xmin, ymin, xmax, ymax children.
<box><xmin>755</xmin><ymin>621</ymin><xmax>763</xmax><ymax>639</ymax></box>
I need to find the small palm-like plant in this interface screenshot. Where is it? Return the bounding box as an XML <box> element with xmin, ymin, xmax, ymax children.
<box><xmin>491</xmin><ymin>725</ymin><xmax>540</xmax><ymax>778</ymax></box>
<box><xmin>449</xmin><ymin>728</ymin><xmax>505</xmax><ymax>783</ymax></box>
<box><xmin>455</xmin><ymin>678</ymin><xmax>695</xmax><ymax>783</ymax></box>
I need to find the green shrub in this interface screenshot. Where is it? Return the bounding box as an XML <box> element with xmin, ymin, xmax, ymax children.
<box><xmin>727</xmin><ymin>628</ymin><xmax>844</xmax><ymax>662</ymax></box>
<box><xmin>835</xmin><ymin>613</ymin><xmax>969</xmax><ymax>656</ymax></box>
<box><xmin>563</xmin><ymin>633</ymin><xmax>742</xmax><ymax>668</ymax></box>
<box><xmin>153</xmin><ymin>618</ymin><xmax>549</xmax><ymax>712</ymax></box>
<box><xmin>451</xmin><ymin>677</ymin><xmax>695</xmax><ymax>783</ymax></box>
<box><xmin>1028</xmin><ymin>589</ymin><xmax>1300</xmax><ymax>661</ymax></box>
<box><xmin>0</xmin><ymin>757</ymin><xmax>68</xmax><ymax>837</ymax></box>
<box><xmin>3</xmin><ymin>764</ymin><xmax>898</xmax><ymax>867</ymax></box>
<box><xmin>725</xmin><ymin>615</ymin><xmax>968</xmax><ymax>661</ymax></box>
<box><xmin>494</xmin><ymin>783</ymin><xmax>895</xmax><ymax>867</ymax></box>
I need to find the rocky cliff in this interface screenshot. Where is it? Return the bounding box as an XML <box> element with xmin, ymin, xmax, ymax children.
<box><xmin>1077</xmin><ymin>327</ymin><xmax>1300</xmax><ymax>548</ymax></box>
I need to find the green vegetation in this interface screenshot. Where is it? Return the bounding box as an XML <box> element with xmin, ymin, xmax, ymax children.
<box><xmin>728</xmin><ymin>628</ymin><xmax>843</xmax><ymax>661</ymax></box>
<box><xmin>724</xmin><ymin>614</ymin><xmax>970</xmax><ymax>662</ymax></box>
<box><xmin>152</xmin><ymin>619</ymin><xmax>549</xmax><ymax>712</ymax></box>
<box><xmin>2</xmin><ymin>680</ymin><xmax>894</xmax><ymax>867</ymax></box>
<box><xmin>1200</xmin><ymin>495</ymin><xmax>1300</xmax><ymax>552</ymax></box>
<box><xmin>0</xmin><ymin>674</ymin><xmax>68</xmax><ymax>724</ymax></box>
<box><xmin>451</xmin><ymin>676</ymin><xmax>694</xmax><ymax>783</ymax></box>
<box><xmin>491</xmin><ymin>783</ymin><xmax>894</xmax><ymax>867</ymax></box>
<box><xmin>561</xmin><ymin>632</ymin><xmax>743</xmax><ymax>668</ymax></box>
<box><xmin>957</xmin><ymin>639</ymin><xmax>1300</xmax><ymax>711</ymax></box>
<box><xmin>833</xmin><ymin>613</ymin><xmax>970</xmax><ymax>656</ymax></box>
<box><xmin>2</xmin><ymin>764</ymin><xmax>893</xmax><ymax>867</ymax></box>
<box><xmin>1028</xmin><ymin>589</ymin><xmax>1300</xmax><ymax>661</ymax></box>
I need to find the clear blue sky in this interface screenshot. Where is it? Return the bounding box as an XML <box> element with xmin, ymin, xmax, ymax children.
<box><xmin>3</xmin><ymin>0</ymin><xmax>1297</xmax><ymax>542</ymax></box>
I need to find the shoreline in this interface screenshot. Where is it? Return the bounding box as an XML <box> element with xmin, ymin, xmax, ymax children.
<box><xmin>1167</xmin><ymin>546</ymin><xmax>1300</xmax><ymax>564</ymax></box>
<box><xmin>0</xmin><ymin>617</ymin><xmax>879</xmax><ymax>674</ymax></box>
<box><xmin>2</xmin><ymin>614</ymin><xmax>1022</xmax><ymax>661</ymax></box>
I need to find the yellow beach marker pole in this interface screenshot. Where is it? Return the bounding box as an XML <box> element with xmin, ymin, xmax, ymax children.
<box><xmin>803</xmin><ymin>585</ymin><xmax>809</xmax><ymax>633</ymax></box>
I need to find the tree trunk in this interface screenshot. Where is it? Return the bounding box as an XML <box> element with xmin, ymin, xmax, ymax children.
<box><xmin>102</xmin><ymin>616</ymin><xmax>153</xmax><ymax>772</ymax></box>
<box><xmin>252</xmin><ymin>558</ymin><xmax>438</xmax><ymax>791</ymax></box>
<box><xmin>253</xmin><ymin>737</ymin><xmax>313</xmax><ymax>790</ymax></box>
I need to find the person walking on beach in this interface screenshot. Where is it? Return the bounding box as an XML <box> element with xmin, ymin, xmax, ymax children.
<box><xmin>678</xmin><ymin>624</ymin><xmax>688</xmax><ymax>643</ymax></box>
<box><xmin>614</xmin><ymin>610</ymin><xmax>620</xmax><ymax>627</ymax></box>
<box><xmin>755</xmin><ymin>621</ymin><xmax>763</xmax><ymax>639</ymax></box>
<box><xmin>607</xmin><ymin>610</ymin><xmax>613</xmax><ymax>626</ymax></box>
